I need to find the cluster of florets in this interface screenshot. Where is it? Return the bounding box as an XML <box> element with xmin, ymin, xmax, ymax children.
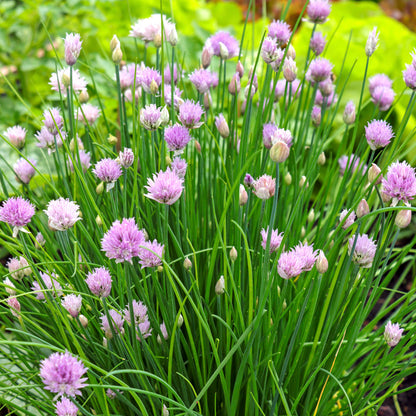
<box><xmin>348</xmin><ymin>234</ymin><xmax>377</xmax><ymax>268</ymax></box>
<box><xmin>368</xmin><ymin>74</ymin><xmax>395</xmax><ymax>111</ymax></box>
<box><xmin>129</xmin><ymin>14</ymin><xmax>177</xmax><ymax>47</ymax></box>
<box><xmin>124</xmin><ymin>299</ymin><xmax>152</xmax><ymax>339</ymax></box>
<box><xmin>277</xmin><ymin>242</ymin><xmax>319</xmax><ymax>279</ymax></box>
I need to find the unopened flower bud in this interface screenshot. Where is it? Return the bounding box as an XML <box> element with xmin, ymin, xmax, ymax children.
<box><xmin>183</xmin><ymin>257</ymin><xmax>192</xmax><ymax>270</ymax></box>
<box><xmin>194</xmin><ymin>140</ymin><xmax>201</xmax><ymax>154</ymax></box>
<box><xmin>166</xmin><ymin>155</ymin><xmax>172</xmax><ymax>166</ymax></box>
<box><xmin>79</xmin><ymin>314</ymin><xmax>88</xmax><ymax>328</ymax></box>
<box><xmin>283</xmin><ymin>57</ymin><xmax>297</xmax><ymax>82</ymax></box>
<box><xmin>287</xmin><ymin>44</ymin><xmax>296</xmax><ymax>60</ymax></box>
<box><xmin>219</xmin><ymin>42</ymin><xmax>229</xmax><ymax>59</ymax></box>
<box><xmin>284</xmin><ymin>172</ymin><xmax>292</xmax><ymax>185</ymax></box>
<box><xmin>157</xmin><ymin>265</ymin><xmax>164</xmax><ymax>273</ymax></box>
<box><xmin>239</xmin><ymin>184</ymin><xmax>248</xmax><ymax>206</ymax></box>
<box><xmin>160</xmin><ymin>106</ymin><xmax>170</xmax><ymax>126</ymax></box>
<box><xmin>318</xmin><ymin>151</ymin><xmax>326</xmax><ymax>165</ymax></box>
<box><xmin>62</xmin><ymin>72</ymin><xmax>70</xmax><ymax>88</ymax></box>
<box><xmin>300</xmin><ymin>226</ymin><xmax>306</xmax><ymax>238</ymax></box>
<box><xmin>316</xmin><ymin>250</ymin><xmax>328</xmax><ymax>273</ymax></box>
<box><xmin>357</xmin><ymin>199</ymin><xmax>369</xmax><ymax>218</ymax></box>
<box><xmin>236</xmin><ymin>61</ymin><xmax>244</xmax><ymax>77</ymax></box>
<box><xmin>307</xmin><ymin>209</ymin><xmax>315</xmax><ymax>223</ymax></box>
<box><xmin>79</xmin><ymin>89</ymin><xmax>89</xmax><ymax>103</ymax></box>
<box><xmin>343</xmin><ymin>100</ymin><xmax>356</xmax><ymax>125</ymax></box>
<box><xmin>112</xmin><ymin>46</ymin><xmax>123</xmax><ymax>64</ymax></box>
<box><xmin>365</xmin><ymin>27</ymin><xmax>379</xmax><ymax>57</ymax></box>
<box><xmin>168</xmin><ymin>29</ymin><xmax>178</xmax><ymax>47</ymax></box>
<box><xmin>177</xmin><ymin>314</ymin><xmax>184</xmax><ymax>328</ymax></box>
<box><xmin>270</xmin><ymin>141</ymin><xmax>290</xmax><ymax>163</ymax></box>
<box><xmin>201</xmin><ymin>47</ymin><xmax>212</xmax><ymax>68</ymax></box>
<box><xmin>230</xmin><ymin>246</ymin><xmax>238</xmax><ymax>262</ymax></box>
<box><xmin>153</xmin><ymin>34</ymin><xmax>162</xmax><ymax>48</ymax></box>
<box><xmin>96</xmin><ymin>215</ymin><xmax>103</xmax><ymax>226</ymax></box>
<box><xmin>215</xmin><ymin>275</ymin><xmax>225</xmax><ymax>295</ymax></box>
<box><xmin>381</xmin><ymin>190</ymin><xmax>391</xmax><ymax>203</ymax></box>
<box><xmin>108</xmin><ymin>134</ymin><xmax>118</xmax><ymax>145</ymax></box>
<box><xmin>395</xmin><ymin>210</ymin><xmax>412</xmax><ymax>228</ymax></box>
<box><xmin>110</xmin><ymin>35</ymin><xmax>120</xmax><ymax>51</ymax></box>
<box><xmin>311</xmin><ymin>106</ymin><xmax>321</xmax><ymax>127</ymax></box>
<box><xmin>368</xmin><ymin>163</ymin><xmax>382</xmax><ymax>185</ymax></box>
<box><xmin>215</xmin><ymin>114</ymin><xmax>230</xmax><ymax>138</ymax></box>
<box><xmin>299</xmin><ymin>175</ymin><xmax>307</xmax><ymax>188</ymax></box>
<box><xmin>150</xmin><ymin>79</ymin><xmax>159</xmax><ymax>95</ymax></box>
<box><xmin>163</xmin><ymin>404</ymin><xmax>169</xmax><ymax>416</ymax></box>
<box><xmin>203</xmin><ymin>92</ymin><xmax>212</xmax><ymax>111</ymax></box>
<box><xmin>96</xmin><ymin>182</ymin><xmax>104</xmax><ymax>194</ymax></box>
<box><xmin>228</xmin><ymin>73</ymin><xmax>241</xmax><ymax>95</ymax></box>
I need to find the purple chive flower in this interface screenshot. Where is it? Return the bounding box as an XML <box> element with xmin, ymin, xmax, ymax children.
<box><xmin>31</xmin><ymin>272</ymin><xmax>63</xmax><ymax>300</ymax></box>
<box><xmin>365</xmin><ymin>119</ymin><xmax>394</xmax><ymax>150</ymax></box>
<box><xmin>6</xmin><ymin>296</ymin><xmax>20</xmax><ymax>317</ymax></box>
<box><xmin>44</xmin><ymin>198</ymin><xmax>81</xmax><ymax>231</ymax></box>
<box><xmin>307</xmin><ymin>0</ymin><xmax>331</xmax><ymax>23</ymax></box>
<box><xmin>49</xmin><ymin>68</ymin><xmax>87</xmax><ymax>97</ymax></box>
<box><xmin>215</xmin><ymin>114</ymin><xmax>230</xmax><ymax>138</ymax></box>
<box><xmin>205</xmin><ymin>31</ymin><xmax>239</xmax><ymax>60</ymax></box>
<box><xmin>267</xmin><ymin>20</ymin><xmax>292</xmax><ymax>46</ymax></box>
<box><xmin>86</xmin><ymin>267</ymin><xmax>112</xmax><ymax>298</ymax></box>
<box><xmin>158</xmin><ymin>322</ymin><xmax>169</xmax><ymax>343</ymax></box>
<box><xmin>35</xmin><ymin>126</ymin><xmax>64</xmax><ymax>154</ymax></box>
<box><xmin>261</xmin><ymin>37</ymin><xmax>280</xmax><ymax>64</ymax></box>
<box><xmin>403</xmin><ymin>63</ymin><xmax>416</xmax><ymax>90</ymax></box>
<box><xmin>55</xmin><ymin>397</ymin><xmax>78</xmax><ymax>416</ymax></box>
<box><xmin>343</xmin><ymin>100</ymin><xmax>356</xmax><ymax>124</ymax></box>
<box><xmin>311</xmin><ymin>105</ymin><xmax>321</xmax><ymax>126</ymax></box>
<box><xmin>164</xmin><ymin>63</ymin><xmax>178</xmax><ymax>84</ymax></box>
<box><xmin>61</xmin><ymin>294</ymin><xmax>82</xmax><ymax>318</ymax></box>
<box><xmin>101</xmin><ymin>218</ymin><xmax>145</xmax><ymax>263</ymax></box>
<box><xmin>119</xmin><ymin>63</ymin><xmax>140</xmax><ymax>90</ymax></box>
<box><xmin>7</xmin><ymin>256</ymin><xmax>31</xmax><ymax>280</ymax></box>
<box><xmin>67</xmin><ymin>149</ymin><xmax>91</xmax><ymax>173</ymax></box>
<box><xmin>273</xmin><ymin>79</ymin><xmax>301</xmax><ymax>101</ymax></box>
<box><xmin>129</xmin><ymin>14</ymin><xmax>177</xmax><ymax>47</ymax></box>
<box><xmin>145</xmin><ymin>167</ymin><xmax>184</xmax><ymax>205</ymax></box>
<box><xmin>139</xmin><ymin>67</ymin><xmax>162</xmax><ymax>94</ymax></box>
<box><xmin>93</xmin><ymin>158</ymin><xmax>122</xmax><ymax>191</ymax></box>
<box><xmin>384</xmin><ymin>321</ymin><xmax>404</xmax><ymax>347</ymax></box>
<box><xmin>338</xmin><ymin>154</ymin><xmax>365</xmax><ymax>176</ymax></box>
<box><xmin>244</xmin><ymin>173</ymin><xmax>255</xmax><ymax>188</ymax></box>
<box><xmin>381</xmin><ymin>161</ymin><xmax>416</xmax><ymax>206</ymax></box>
<box><xmin>0</xmin><ymin>197</ymin><xmax>35</xmax><ymax>237</ymax></box>
<box><xmin>371</xmin><ymin>87</ymin><xmax>395</xmax><ymax>111</ymax></box>
<box><xmin>277</xmin><ymin>251</ymin><xmax>304</xmax><ymax>279</ymax></box>
<box><xmin>40</xmin><ymin>351</ymin><xmax>87</xmax><ymax>397</ymax></box>
<box><xmin>365</xmin><ymin>27</ymin><xmax>379</xmax><ymax>57</ymax></box>
<box><xmin>125</xmin><ymin>87</ymin><xmax>142</xmax><ymax>103</ymax></box>
<box><xmin>138</xmin><ymin>239</ymin><xmax>164</xmax><ymax>268</ymax></box>
<box><xmin>348</xmin><ymin>233</ymin><xmax>377</xmax><ymax>268</ymax></box>
<box><xmin>271</xmin><ymin>127</ymin><xmax>293</xmax><ymax>148</ymax></box>
<box><xmin>178</xmin><ymin>99</ymin><xmax>204</xmax><ymax>129</ymax></box>
<box><xmin>101</xmin><ymin>309</ymin><xmax>125</xmax><ymax>338</ymax></box>
<box><xmin>307</xmin><ymin>58</ymin><xmax>333</xmax><ymax>83</ymax></box>
<box><xmin>263</xmin><ymin>123</ymin><xmax>278</xmax><ymax>149</ymax></box>
<box><xmin>164</xmin><ymin>84</ymin><xmax>183</xmax><ymax>109</ymax></box>
<box><xmin>171</xmin><ymin>157</ymin><xmax>187</xmax><ymax>179</ymax></box>
<box><xmin>369</xmin><ymin>74</ymin><xmax>392</xmax><ymax>95</ymax></box>
<box><xmin>293</xmin><ymin>242</ymin><xmax>318</xmax><ymax>271</ymax></box>
<box><xmin>261</xmin><ymin>227</ymin><xmax>283</xmax><ymax>253</ymax></box>
<box><xmin>138</xmin><ymin>319</ymin><xmax>152</xmax><ymax>340</ymax></box>
<box><xmin>189</xmin><ymin>69</ymin><xmax>218</xmax><ymax>94</ymax></box>
<box><xmin>310</xmin><ymin>32</ymin><xmax>326</xmax><ymax>55</ymax></box>
<box><xmin>164</xmin><ymin>124</ymin><xmax>192</xmax><ymax>153</ymax></box>
<box><xmin>43</xmin><ymin>107</ymin><xmax>64</xmax><ymax>135</ymax></box>
<box><xmin>14</xmin><ymin>158</ymin><xmax>36</xmax><ymax>184</ymax></box>
<box><xmin>117</xmin><ymin>148</ymin><xmax>134</xmax><ymax>168</ymax></box>
<box><xmin>64</xmin><ymin>33</ymin><xmax>82</xmax><ymax>66</ymax></box>
<box><xmin>339</xmin><ymin>209</ymin><xmax>356</xmax><ymax>229</ymax></box>
<box><xmin>77</xmin><ymin>104</ymin><xmax>101</xmax><ymax>125</ymax></box>
<box><xmin>4</xmin><ymin>126</ymin><xmax>27</xmax><ymax>149</ymax></box>
<box><xmin>140</xmin><ymin>104</ymin><xmax>168</xmax><ymax>130</ymax></box>
<box><xmin>253</xmin><ymin>175</ymin><xmax>275</xmax><ymax>200</ymax></box>
<box><xmin>315</xmin><ymin>88</ymin><xmax>337</xmax><ymax>107</ymax></box>
<box><xmin>124</xmin><ymin>299</ymin><xmax>148</xmax><ymax>325</ymax></box>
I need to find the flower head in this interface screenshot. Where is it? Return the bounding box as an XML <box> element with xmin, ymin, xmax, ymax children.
<box><xmin>40</xmin><ymin>351</ymin><xmax>87</xmax><ymax>397</ymax></box>
<box><xmin>369</xmin><ymin>74</ymin><xmax>392</xmax><ymax>95</ymax></box>
<box><xmin>171</xmin><ymin>157</ymin><xmax>187</xmax><ymax>179</ymax></box>
<box><xmin>55</xmin><ymin>397</ymin><xmax>78</xmax><ymax>416</ymax></box>
<box><xmin>77</xmin><ymin>103</ymin><xmax>101</xmax><ymax>125</ymax></box>
<box><xmin>384</xmin><ymin>321</ymin><xmax>404</xmax><ymax>347</ymax></box>
<box><xmin>164</xmin><ymin>124</ymin><xmax>192</xmax><ymax>153</ymax></box>
<box><xmin>338</xmin><ymin>154</ymin><xmax>366</xmax><ymax>177</ymax></box>
<box><xmin>262</xmin><ymin>123</ymin><xmax>278</xmax><ymax>149</ymax></box>
<box><xmin>403</xmin><ymin>63</ymin><xmax>416</xmax><ymax>90</ymax></box>
<box><xmin>178</xmin><ymin>100</ymin><xmax>204</xmax><ymax>129</ymax></box>
<box><xmin>145</xmin><ymin>168</ymin><xmax>184</xmax><ymax>205</ymax></box>
<box><xmin>277</xmin><ymin>251</ymin><xmax>304</xmax><ymax>279</ymax></box>
<box><xmin>64</xmin><ymin>33</ymin><xmax>82</xmax><ymax>66</ymax></box>
<box><xmin>365</xmin><ymin>27</ymin><xmax>379</xmax><ymax>57</ymax></box>
<box><xmin>4</xmin><ymin>126</ymin><xmax>26</xmax><ymax>149</ymax></box>
<box><xmin>62</xmin><ymin>294</ymin><xmax>82</xmax><ymax>318</ymax></box>
<box><xmin>86</xmin><ymin>267</ymin><xmax>112</xmax><ymax>298</ymax></box>
<box><xmin>31</xmin><ymin>272</ymin><xmax>63</xmax><ymax>300</ymax></box>
<box><xmin>339</xmin><ymin>209</ymin><xmax>356</xmax><ymax>229</ymax></box>
<box><xmin>215</xmin><ymin>114</ymin><xmax>230</xmax><ymax>138</ymax></box>
<box><xmin>117</xmin><ymin>148</ymin><xmax>134</xmax><ymax>168</ymax></box>
<box><xmin>124</xmin><ymin>299</ymin><xmax>148</xmax><ymax>325</ymax></box>
<box><xmin>164</xmin><ymin>63</ymin><xmax>178</xmax><ymax>84</ymax></box>
<box><xmin>7</xmin><ymin>256</ymin><xmax>31</xmax><ymax>280</ymax></box>
<box><xmin>307</xmin><ymin>0</ymin><xmax>331</xmax><ymax>23</ymax></box>
<box><xmin>293</xmin><ymin>242</ymin><xmax>318</xmax><ymax>271</ymax></box>
<box><xmin>283</xmin><ymin>57</ymin><xmax>297</xmax><ymax>82</ymax></box>
<box><xmin>93</xmin><ymin>158</ymin><xmax>122</xmax><ymax>187</ymax></box>
<box><xmin>101</xmin><ymin>309</ymin><xmax>124</xmax><ymax>338</ymax></box>
<box><xmin>365</xmin><ymin>119</ymin><xmax>394</xmax><ymax>150</ymax></box>
<box><xmin>189</xmin><ymin>69</ymin><xmax>218</xmax><ymax>94</ymax></box>
<box><xmin>138</xmin><ymin>239</ymin><xmax>164</xmax><ymax>268</ymax></box>
<box><xmin>261</xmin><ymin>37</ymin><xmax>280</xmax><ymax>64</ymax></box>
<box><xmin>14</xmin><ymin>158</ymin><xmax>36</xmax><ymax>184</ymax></box>
<box><xmin>310</xmin><ymin>32</ymin><xmax>326</xmax><ymax>55</ymax></box>
<box><xmin>35</xmin><ymin>126</ymin><xmax>65</xmax><ymax>154</ymax></box>
<box><xmin>348</xmin><ymin>234</ymin><xmax>377</xmax><ymax>268</ymax></box>
<box><xmin>49</xmin><ymin>68</ymin><xmax>87</xmax><ymax>97</ymax></box>
<box><xmin>139</xmin><ymin>67</ymin><xmax>162</xmax><ymax>94</ymax></box>
<box><xmin>205</xmin><ymin>31</ymin><xmax>239</xmax><ymax>60</ymax></box>
<box><xmin>261</xmin><ymin>227</ymin><xmax>283</xmax><ymax>253</ymax></box>
<box><xmin>371</xmin><ymin>86</ymin><xmax>395</xmax><ymax>111</ymax></box>
<box><xmin>381</xmin><ymin>161</ymin><xmax>416</xmax><ymax>205</ymax></box>
<box><xmin>307</xmin><ymin>58</ymin><xmax>333</xmax><ymax>83</ymax></box>
<box><xmin>45</xmin><ymin>198</ymin><xmax>81</xmax><ymax>231</ymax></box>
<box><xmin>267</xmin><ymin>20</ymin><xmax>292</xmax><ymax>46</ymax></box>
<box><xmin>101</xmin><ymin>218</ymin><xmax>145</xmax><ymax>263</ymax></box>
<box><xmin>271</xmin><ymin>128</ymin><xmax>293</xmax><ymax>148</ymax></box>
<box><xmin>140</xmin><ymin>104</ymin><xmax>167</xmax><ymax>130</ymax></box>
<box><xmin>43</xmin><ymin>107</ymin><xmax>64</xmax><ymax>135</ymax></box>
<box><xmin>6</xmin><ymin>296</ymin><xmax>20</xmax><ymax>317</ymax></box>
<box><xmin>253</xmin><ymin>175</ymin><xmax>275</xmax><ymax>200</ymax></box>
<box><xmin>67</xmin><ymin>149</ymin><xmax>91</xmax><ymax>173</ymax></box>
<box><xmin>343</xmin><ymin>100</ymin><xmax>356</xmax><ymax>124</ymax></box>
<box><xmin>0</xmin><ymin>197</ymin><xmax>35</xmax><ymax>236</ymax></box>
<box><xmin>129</xmin><ymin>14</ymin><xmax>177</xmax><ymax>47</ymax></box>
<box><xmin>164</xmin><ymin>84</ymin><xmax>183</xmax><ymax>109</ymax></box>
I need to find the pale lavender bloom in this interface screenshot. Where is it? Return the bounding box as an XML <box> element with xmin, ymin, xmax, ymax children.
<box><xmin>43</xmin><ymin>107</ymin><xmax>63</xmax><ymax>135</ymax></box>
<box><xmin>35</xmin><ymin>126</ymin><xmax>64</xmax><ymax>154</ymax></box>
<box><xmin>101</xmin><ymin>218</ymin><xmax>145</xmax><ymax>263</ymax></box>
<box><xmin>253</xmin><ymin>175</ymin><xmax>275</xmax><ymax>200</ymax></box>
<box><xmin>164</xmin><ymin>84</ymin><xmax>183</xmax><ymax>109</ymax></box>
<box><xmin>117</xmin><ymin>148</ymin><xmax>134</xmax><ymax>168</ymax></box>
<box><xmin>348</xmin><ymin>234</ymin><xmax>377</xmax><ymax>268</ymax></box>
<box><xmin>338</xmin><ymin>154</ymin><xmax>366</xmax><ymax>177</ymax></box>
<box><xmin>261</xmin><ymin>227</ymin><xmax>283</xmax><ymax>253</ymax></box>
<box><xmin>339</xmin><ymin>209</ymin><xmax>356</xmax><ymax>229</ymax></box>
<box><xmin>189</xmin><ymin>69</ymin><xmax>218</xmax><ymax>94</ymax></box>
<box><xmin>119</xmin><ymin>64</ymin><xmax>137</xmax><ymax>90</ymax></box>
<box><xmin>369</xmin><ymin>74</ymin><xmax>392</xmax><ymax>95</ymax></box>
<box><xmin>32</xmin><ymin>272</ymin><xmax>63</xmax><ymax>300</ymax></box>
<box><xmin>106</xmin><ymin>389</ymin><xmax>117</xmax><ymax>399</ymax></box>
<box><xmin>14</xmin><ymin>158</ymin><xmax>36</xmax><ymax>184</ymax></box>
<box><xmin>164</xmin><ymin>124</ymin><xmax>192</xmax><ymax>153</ymax></box>
<box><xmin>277</xmin><ymin>251</ymin><xmax>304</xmax><ymax>279</ymax></box>
<box><xmin>86</xmin><ymin>267</ymin><xmax>112</xmax><ymax>298</ymax></box>
<box><xmin>36</xmin><ymin>232</ymin><xmax>46</xmax><ymax>248</ymax></box>
<box><xmin>129</xmin><ymin>14</ymin><xmax>177</xmax><ymax>47</ymax></box>
<box><xmin>371</xmin><ymin>86</ymin><xmax>395</xmax><ymax>111</ymax></box>
<box><xmin>44</xmin><ymin>198</ymin><xmax>81</xmax><ymax>231</ymax></box>
<box><xmin>145</xmin><ymin>167</ymin><xmax>184</xmax><ymax>205</ymax></box>
<box><xmin>171</xmin><ymin>157</ymin><xmax>187</xmax><ymax>179</ymax></box>
<box><xmin>215</xmin><ymin>114</ymin><xmax>229</xmax><ymax>138</ymax></box>
<box><xmin>101</xmin><ymin>309</ymin><xmax>124</xmax><ymax>338</ymax></box>
<box><xmin>4</xmin><ymin>126</ymin><xmax>26</xmax><ymax>149</ymax></box>
<box><xmin>77</xmin><ymin>103</ymin><xmax>101</xmax><ymax>125</ymax></box>
<box><xmin>311</xmin><ymin>105</ymin><xmax>321</xmax><ymax>126</ymax></box>
<box><xmin>293</xmin><ymin>242</ymin><xmax>318</xmax><ymax>271</ymax></box>
<box><xmin>139</xmin><ymin>67</ymin><xmax>162</xmax><ymax>94</ymax></box>
<box><xmin>6</xmin><ymin>296</ymin><xmax>20</xmax><ymax>317</ymax></box>
<box><xmin>244</xmin><ymin>173</ymin><xmax>255</xmax><ymax>188</ymax></box>
<box><xmin>205</xmin><ymin>31</ymin><xmax>239</xmax><ymax>60</ymax></box>
<box><xmin>263</xmin><ymin>123</ymin><xmax>278</xmax><ymax>149</ymax></box>
<box><xmin>55</xmin><ymin>397</ymin><xmax>78</xmax><ymax>416</ymax></box>
<box><xmin>140</xmin><ymin>104</ymin><xmax>164</xmax><ymax>130</ymax></box>
<box><xmin>318</xmin><ymin>78</ymin><xmax>335</xmax><ymax>97</ymax></box>
<box><xmin>365</xmin><ymin>27</ymin><xmax>379</xmax><ymax>57</ymax></box>
<box><xmin>343</xmin><ymin>100</ymin><xmax>356</xmax><ymax>124</ymax></box>
<box><xmin>267</xmin><ymin>20</ymin><xmax>292</xmax><ymax>46</ymax></box>
<box><xmin>261</xmin><ymin>37</ymin><xmax>279</xmax><ymax>64</ymax></box>
<box><xmin>160</xmin><ymin>322</ymin><xmax>168</xmax><ymax>340</ymax></box>
<box><xmin>310</xmin><ymin>32</ymin><xmax>326</xmax><ymax>55</ymax></box>
<box><xmin>0</xmin><ymin>197</ymin><xmax>35</xmax><ymax>236</ymax></box>
<box><xmin>164</xmin><ymin>63</ymin><xmax>178</xmax><ymax>84</ymax></box>
<box><xmin>307</xmin><ymin>58</ymin><xmax>333</xmax><ymax>83</ymax></box>
<box><xmin>381</xmin><ymin>161</ymin><xmax>416</xmax><ymax>205</ymax></box>
<box><xmin>124</xmin><ymin>299</ymin><xmax>148</xmax><ymax>325</ymax></box>
<box><xmin>49</xmin><ymin>68</ymin><xmax>87</xmax><ymax>97</ymax></box>
<box><xmin>62</xmin><ymin>294</ymin><xmax>82</xmax><ymax>318</ymax></box>
<box><xmin>365</xmin><ymin>119</ymin><xmax>394</xmax><ymax>150</ymax></box>
<box><xmin>178</xmin><ymin>100</ymin><xmax>204</xmax><ymax>129</ymax></box>
<box><xmin>124</xmin><ymin>87</ymin><xmax>142</xmax><ymax>103</ymax></box>
<box><xmin>67</xmin><ymin>149</ymin><xmax>91</xmax><ymax>173</ymax></box>
<box><xmin>384</xmin><ymin>321</ymin><xmax>404</xmax><ymax>347</ymax></box>
<box><xmin>64</xmin><ymin>33</ymin><xmax>82</xmax><ymax>66</ymax></box>
<box><xmin>315</xmin><ymin>88</ymin><xmax>337</xmax><ymax>107</ymax></box>
<box><xmin>93</xmin><ymin>158</ymin><xmax>122</xmax><ymax>187</ymax></box>
<box><xmin>3</xmin><ymin>277</ymin><xmax>16</xmax><ymax>295</ymax></box>
<box><xmin>283</xmin><ymin>57</ymin><xmax>297</xmax><ymax>82</ymax></box>
<box><xmin>270</xmin><ymin>49</ymin><xmax>285</xmax><ymax>72</ymax></box>
<box><xmin>7</xmin><ymin>256</ymin><xmax>31</xmax><ymax>280</ymax></box>
<box><xmin>273</xmin><ymin>79</ymin><xmax>301</xmax><ymax>101</ymax></box>
<box><xmin>403</xmin><ymin>63</ymin><xmax>416</xmax><ymax>90</ymax></box>
<box><xmin>138</xmin><ymin>239</ymin><xmax>164</xmax><ymax>268</ymax></box>
<box><xmin>40</xmin><ymin>351</ymin><xmax>87</xmax><ymax>397</ymax></box>
<box><xmin>307</xmin><ymin>0</ymin><xmax>331</xmax><ymax>23</ymax></box>
<box><xmin>138</xmin><ymin>319</ymin><xmax>152</xmax><ymax>339</ymax></box>
<box><xmin>271</xmin><ymin>128</ymin><xmax>293</xmax><ymax>148</ymax></box>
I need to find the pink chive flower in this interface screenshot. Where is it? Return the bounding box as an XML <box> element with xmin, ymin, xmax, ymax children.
<box><xmin>40</xmin><ymin>351</ymin><xmax>87</xmax><ymax>397</ymax></box>
<box><xmin>164</xmin><ymin>63</ymin><xmax>178</xmax><ymax>84</ymax></box>
<box><xmin>253</xmin><ymin>175</ymin><xmax>275</xmax><ymax>200</ymax></box>
<box><xmin>64</xmin><ymin>33</ymin><xmax>82</xmax><ymax>66</ymax></box>
<box><xmin>129</xmin><ymin>14</ymin><xmax>177</xmax><ymax>47</ymax></box>
<box><xmin>164</xmin><ymin>84</ymin><xmax>183</xmax><ymax>109</ymax></box>
<box><xmin>4</xmin><ymin>277</ymin><xmax>16</xmax><ymax>295</ymax></box>
<box><xmin>138</xmin><ymin>319</ymin><xmax>152</xmax><ymax>340</ymax></box>
<box><xmin>348</xmin><ymin>234</ymin><xmax>377</xmax><ymax>268</ymax></box>
<box><xmin>343</xmin><ymin>100</ymin><xmax>356</xmax><ymax>124</ymax></box>
<box><xmin>124</xmin><ymin>299</ymin><xmax>148</xmax><ymax>325</ymax></box>
<box><xmin>293</xmin><ymin>242</ymin><xmax>318</xmax><ymax>271</ymax></box>
<box><xmin>101</xmin><ymin>310</ymin><xmax>125</xmax><ymax>338</ymax></box>
<box><xmin>49</xmin><ymin>68</ymin><xmax>87</xmax><ymax>97</ymax></box>
<box><xmin>160</xmin><ymin>322</ymin><xmax>168</xmax><ymax>340</ymax></box>
<box><xmin>267</xmin><ymin>20</ymin><xmax>292</xmax><ymax>46</ymax></box>
<box><xmin>55</xmin><ymin>397</ymin><xmax>78</xmax><ymax>416</ymax></box>
<box><xmin>189</xmin><ymin>69</ymin><xmax>218</xmax><ymax>94</ymax></box>
<box><xmin>371</xmin><ymin>86</ymin><xmax>395</xmax><ymax>111</ymax></box>
<box><xmin>310</xmin><ymin>32</ymin><xmax>326</xmax><ymax>55</ymax></box>
<box><xmin>164</xmin><ymin>124</ymin><xmax>192</xmax><ymax>153</ymax></box>
<box><xmin>277</xmin><ymin>251</ymin><xmax>304</xmax><ymax>279</ymax></box>
<box><xmin>77</xmin><ymin>103</ymin><xmax>101</xmax><ymax>125</ymax></box>
<box><xmin>381</xmin><ymin>161</ymin><xmax>416</xmax><ymax>206</ymax></box>
<box><xmin>369</xmin><ymin>74</ymin><xmax>392</xmax><ymax>95</ymax></box>
<box><xmin>263</xmin><ymin>123</ymin><xmax>278</xmax><ymax>149</ymax></box>
<box><xmin>7</xmin><ymin>256</ymin><xmax>31</xmax><ymax>280</ymax></box>
<box><xmin>61</xmin><ymin>294</ymin><xmax>82</xmax><ymax>318</ymax></box>
<box><xmin>117</xmin><ymin>148</ymin><xmax>134</xmax><ymax>168</ymax></box>
<box><xmin>365</xmin><ymin>119</ymin><xmax>394</xmax><ymax>150</ymax></box>
<box><xmin>140</xmin><ymin>104</ymin><xmax>168</xmax><ymax>130</ymax></box>
<box><xmin>270</xmin><ymin>49</ymin><xmax>285</xmax><ymax>73</ymax></box>
<box><xmin>261</xmin><ymin>227</ymin><xmax>283</xmax><ymax>253</ymax></box>
<box><xmin>0</xmin><ymin>197</ymin><xmax>35</xmax><ymax>237</ymax></box>
<box><xmin>14</xmin><ymin>158</ymin><xmax>36</xmax><ymax>184</ymax></box>
<box><xmin>67</xmin><ymin>149</ymin><xmax>91</xmax><ymax>173</ymax></box>
<box><xmin>44</xmin><ymin>198</ymin><xmax>81</xmax><ymax>231</ymax></box>
<box><xmin>7</xmin><ymin>296</ymin><xmax>21</xmax><ymax>317</ymax></box>
<box><xmin>311</xmin><ymin>105</ymin><xmax>321</xmax><ymax>126</ymax></box>
<box><xmin>139</xmin><ymin>67</ymin><xmax>162</xmax><ymax>94</ymax></box>
<box><xmin>261</xmin><ymin>37</ymin><xmax>280</xmax><ymax>64</ymax></box>
<box><xmin>85</xmin><ymin>267</ymin><xmax>112</xmax><ymax>298</ymax></box>
<box><xmin>145</xmin><ymin>167</ymin><xmax>184</xmax><ymax>205</ymax></box>
<box><xmin>178</xmin><ymin>100</ymin><xmax>204</xmax><ymax>129</ymax></box>
<box><xmin>365</xmin><ymin>27</ymin><xmax>379</xmax><ymax>57</ymax></box>
<box><xmin>273</xmin><ymin>79</ymin><xmax>301</xmax><ymax>102</ymax></box>
<box><xmin>403</xmin><ymin>63</ymin><xmax>416</xmax><ymax>90</ymax></box>
<box><xmin>271</xmin><ymin>128</ymin><xmax>293</xmax><ymax>148</ymax></box>
<box><xmin>338</xmin><ymin>154</ymin><xmax>366</xmax><ymax>177</ymax></box>
<box><xmin>138</xmin><ymin>240</ymin><xmax>164</xmax><ymax>268</ymax></box>
<box><xmin>205</xmin><ymin>31</ymin><xmax>239</xmax><ymax>60</ymax></box>
<box><xmin>43</xmin><ymin>107</ymin><xmax>64</xmax><ymax>135</ymax></box>
<box><xmin>307</xmin><ymin>0</ymin><xmax>331</xmax><ymax>23</ymax></box>
<box><xmin>384</xmin><ymin>321</ymin><xmax>404</xmax><ymax>347</ymax></box>
<box><xmin>4</xmin><ymin>125</ymin><xmax>27</xmax><ymax>149</ymax></box>
<box><xmin>307</xmin><ymin>58</ymin><xmax>333</xmax><ymax>83</ymax></box>
<box><xmin>339</xmin><ymin>209</ymin><xmax>356</xmax><ymax>229</ymax></box>
<box><xmin>31</xmin><ymin>272</ymin><xmax>63</xmax><ymax>300</ymax></box>
<box><xmin>93</xmin><ymin>158</ymin><xmax>122</xmax><ymax>191</ymax></box>
<box><xmin>101</xmin><ymin>218</ymin><xmax>145</xmax><ymax>263</ymax></box>
<box><xmin>35</xmin><ymin>126</ymin><xmax>64</xmax><ymax>154</ymax></box>
<box><xmin>171</xmin><ymin>157</ymin><xmax>187</xmax><ymax>179</ymax></box>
